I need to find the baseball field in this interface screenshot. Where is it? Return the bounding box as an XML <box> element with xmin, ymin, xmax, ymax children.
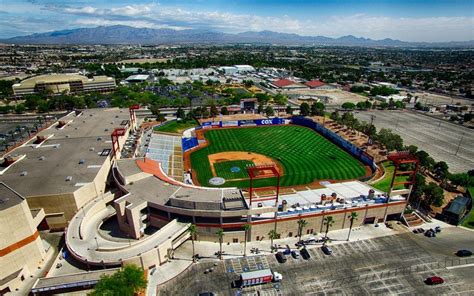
<box><xmin>189</xmin><ymin>125</ymin><xmax>367</xmax><ymax>188</ymax></box>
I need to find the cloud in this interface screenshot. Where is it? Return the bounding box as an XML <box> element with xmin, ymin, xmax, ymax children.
<box><xmin>2</xmin><ymin>2</ymin><xmax>474</xmax><ymax>41</ymax></box>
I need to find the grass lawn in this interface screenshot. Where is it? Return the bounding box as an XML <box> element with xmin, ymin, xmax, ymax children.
<box><xmin>190</xmin><ymin>125</ymin><xmax>366</xmax><ymax>188</ymax></box>
<box><xmin>154</xmin><ymin>119</ymin><xmax>198</xmax><ymax>134</ymax></box>
<box><xmin>214</xmin><ymin>160</ymin><xmax>253</xmax><ymax>180</ymax></box>
<box><xmin>372</xmin><ymin>161</ymin><xmax>409</xmax><ymax>193</ymax></box>
<box><xmin>461</xmin><ymin>187</ymin><xmax>474</xmax><ymax>229</ymax></box>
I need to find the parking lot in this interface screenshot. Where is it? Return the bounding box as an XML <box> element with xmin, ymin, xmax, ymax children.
<box><xmin>158</xmin><ymin>228</ymin><xmax>474</xmax><ymax>295</ymax></box>
<box><xmin>354</xmin><ymin>110</ymin><xmax>474</xmax><ymax>173</ymax></box>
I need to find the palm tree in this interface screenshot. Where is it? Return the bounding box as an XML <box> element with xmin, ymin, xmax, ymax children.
<box><xmin>347</xmin><ymin>212</ymin><xmax>359</xmax><ymax>241</ymax></box>
<box><xmin>242</xmin><ymin>223</ymin><xmax>251</xmax><ymax>257</ymax></box>
<box><xmin>268</xmin><ymin>229</ymin><xmax>279</xmax><ymax>253</ymax></box>
<box><xmin>297</xmin><ymin>219</ymin><xmax>308</xmax><ymax>243</ymax></box>
<box><xmin>188</xmin><ymin>224</ymin><xmax>198</xmax><ymax>262</ymax></box>
<box><xmin>216</xmin><ymin>228</ymin><xmax>224</xmax><ymax>260</ymax></box>
<box><xmin>323</xmin><ymin>216</ymin><xmax>335</xmax><ymax>243</ymax></box>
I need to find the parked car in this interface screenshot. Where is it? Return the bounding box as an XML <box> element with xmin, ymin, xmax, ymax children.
<box><xmin>425</xmin><ymin>229</ymin><xmax>436</xmax><ymax>237</ymax></box>
<box><xmin>425</xmin><ymin>276</ymin><xmax>444</xmax><ymax>285</ymax></box>
<box><xmin>275</xmin><ymin>252</ymin><xmax>287</xmax><ymax>263</ymax></box>
<box><xmin>291</xmin><ymin>250</ymin><xmax>300</xmax><ymax>259</ymax></box>
<box><xmin>300</xmin><ymin>248</ymin><xmax>311</xmax><ymax>260</ymax></box>
<box><xmin>456</xmin><ymin>250</ymin><xmax>473</xmax><ymax>257</ymax></box>
<box><xmin>321</xmin><ymin>245</ymin><xmax>333</xmax><ymax>255</ymax></box>
<box><xmin>434</xmin><ymin>226</ymin><xmax>442</xmax><ymax>233</ymax></box>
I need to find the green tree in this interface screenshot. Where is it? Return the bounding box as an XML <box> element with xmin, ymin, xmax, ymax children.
<box><xmin>341</xmin><ymin>102</ymin><xmax>356</xmax><ymax>110</ymax></box>
<box><xmin>216</xmin><ymin>228</ymin><xmax>224</xmax><ymax>260</ymax></box>
<box><xmin>265</xmin><ymin>106</ymin><xmax>274</xmax><ymax>117</ymax></box>
<box><xmin>90</xmin><ymin>265</ymin><xmax>147</xmax><ymax>296</ymax></box>
<box><xmin>434</xmin><ymin>161</ymin><xmax>449</xmax><ymax>182</ymax></box>
<box><xmin>257</xmin><ymin>103</ymin><xmax>264</xmax><ymax>114</ymax></box>
<box><xmin>285</xmin><ymin>105</ymin><xmax>293</xmax><ymax>115</ymax></box>
<box><xmin>379</xmin><ymin>102</ymin><xmax>389</xmax><ymax>110</ymax></box>
<box><xmin>423</xmin><ymin>182</ymin><xmax>444</xmax><ymax>207</ymax></box>
<box><xmin>221</xmin><ymin>106</ymin><xmax>229</xmax><ymax>115</ymax></box>
<box><xmin>268</xmin><ymin>229</ymin><xmax>279</xmax><ymax>252</ymax></box>
<box><xmin>299</xmin><ymin>102</ymin><xmax>310</xmax><ymax>116</ymax></box>
<box><xmin>15</xmin><ymin>104</ymin><xmax>26</xmax><ymax>114</ymax></box>
<box><xmin>347</xmin><ymin>212</ymin><xmax>358</xmax><ymax>241</ymax></box>
<box><xmin>376</xmin><ymin>128</ymin><xmax>404</xmax><ymax>151</ymax></box>
<box><xmin>405</xmin><ymin>145</ymin><xmax>418</xmax><ymax>155</ymax></box>
<box><xmin>255</xmin><ymin>93</ymin><xmax>271</xmax><ymax>104</ymax></box>
<box><xmin>210</xmin><ymin>104</ymin><xmax>219</xmax><ymax>117</ymax></box>
<box><xmin>415</xmin><ymin>150</ymin><xmax>435</xmax><ymax>172</ymax></box>
<box><xmin>449</xmin><ymin>173</ymin><xmax>473</xmax><ymax>188</ymax></box>
<box><xmin>330</xmin><ymin>111</ymin><xmax>340</xmax><ymax>122</ymax></box>
<box><xmin>311</xmin><ymin>102</ymin><xmax>325</xmax><ymax>116</ymax></box>
<box><xmin>323</xmin><ymin>216</ymin><xmax>334</xmax><ymax>243</ymax></box>
<box><xmin>273</xmin><ymin>94</ymin><xmax>288</xmax><ymax>116</ymax></box>
<box><xmin>297</xmin><ymin>219</ymin><xmax>308</xmax><ymax>242</ymax></box>
<box><xmin>243</xmin><ymin>223</ymin><xmax>251</xmax><ymax>257</ymax></box>
<box><xmin>188</xmin><ymin>224</ymin><xmax>198</xmax><ymax>263</ymax></box>
<box><xmin>176</xmin><ymin>107</ymin><xmax>186</xmax><ymax>120</ymax></box>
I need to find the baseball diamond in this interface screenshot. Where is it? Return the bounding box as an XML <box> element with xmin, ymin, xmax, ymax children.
<box><xmin>189</xmin><ymin>125</ymin><xmax>367</xmax><ymax>188</ymax></box>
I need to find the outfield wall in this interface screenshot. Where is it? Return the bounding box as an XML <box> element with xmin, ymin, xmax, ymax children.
<box><xmin>182</xmin><ymin>117</ymin><xmax>287</xmax><ymax>152</ymax></box>
<box><xmin>291</xmin><ymin>116</ymin><xmax>377</xmax><ymax>174</ymax></box>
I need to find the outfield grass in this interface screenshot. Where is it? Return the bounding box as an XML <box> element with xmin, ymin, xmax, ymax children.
<box><xmin>190</xmin><ymin>125</ymin><xmax>366</xmax><ymax>188</ymax></box>
<box><xmin>214</xmin><ymin>160</ymin><xmax>253</xmax><ymax>180</ymax></box>
<box><xmin>372</xmin><ymin>161</ymin><xmax>409</xmax><ymax>192</ymax></box>
<box><xmin>461</xmin><ymin>187</ymin><xmax>474</xmax><ymax>229</ymax></box>
<box><xmin>154</xmin><ymin>119</ymin><xmax>198</xmax><ymax>134</ymax></box>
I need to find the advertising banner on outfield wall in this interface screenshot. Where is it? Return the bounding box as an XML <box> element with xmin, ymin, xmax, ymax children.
<box><xmin>239</xmin><ymin>120</ymin><xmax>257</xmax><ymax>126</ymax></box>
<box><xmin>254</xmin><ymin>118</ymin><xmax>284</xmax><ymax>125</ymax></box>
<box><xmin>202</xmin><ymin>122</ymin><xmax>213</xmax><ymax>129</ymax></box>
<box><xmin>221</xmin><ymin>120</ymin><xmax>239</xmax><ymax>127</ymax></box>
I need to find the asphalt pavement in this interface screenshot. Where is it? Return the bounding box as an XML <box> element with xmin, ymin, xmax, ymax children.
<box><xmin>157</xmin><ymin>226</ymin><xmax>474</xmax><ymax>296</ymax></box>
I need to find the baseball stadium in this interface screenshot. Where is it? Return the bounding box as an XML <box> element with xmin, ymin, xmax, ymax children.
<box><xmin>64</xmin><ymin>111</ymin><xmax>416</xmax><ymax>270</ymax></box>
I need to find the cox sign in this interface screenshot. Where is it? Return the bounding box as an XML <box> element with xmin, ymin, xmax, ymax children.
<box><xmin>260</xmin><ymin>119</ymin><xmax>273</xmax><ymax>125</ymax></box>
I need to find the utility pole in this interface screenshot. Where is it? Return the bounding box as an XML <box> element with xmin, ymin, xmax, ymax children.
<box><xmin>367</xmin><ymin>114</ymin><xmax>376</xmax><ymax>145</ymax></box>
<box><xmin>455</xmin><ymin>132</ymin><xmax>464</xmax><ymax>156</ymax></box>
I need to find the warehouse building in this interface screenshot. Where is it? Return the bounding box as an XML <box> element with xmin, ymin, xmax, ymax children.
<box><xmin>12</xmin><ymin>74</ymin><xmax>116</xmax><ymax>97</ymax></box>
<box><xmin>0</xmin><ymin>108</ymin><xmax>132</xmax><ymax>229</ymax></box>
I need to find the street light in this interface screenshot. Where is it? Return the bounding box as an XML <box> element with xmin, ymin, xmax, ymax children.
<box><xmin>94</xmin><ymin>237</ymin><xmax>99</xmax><ymax>249</ymax></box>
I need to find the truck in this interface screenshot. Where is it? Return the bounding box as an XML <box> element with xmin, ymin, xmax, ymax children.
<box><xmin>240</xmin><ymin>269</ymin><xmax>282</xmax><ymax>287</ymax></box>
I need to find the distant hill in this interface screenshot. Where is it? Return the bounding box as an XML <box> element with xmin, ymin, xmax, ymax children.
<box><xmin>2</xmin><ymin>25</ymin><xmax>473</xmax><ymax>47</ymax></box>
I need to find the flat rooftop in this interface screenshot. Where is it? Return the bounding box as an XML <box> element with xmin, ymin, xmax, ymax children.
<box><xmin>0</xmin><ymin>108</ymin><xmax>130</xmax><ymax>197</ymax></box>
<box><xmin>31</xmin><ymin>268</ymin><xmax>119</xmax><ymax>293</ymax></box>
<box><xmin>116</xmin><ymin>158</ymin><xmax>243</xmax><ymax>211</ymax></box>
<box><xmin>251</xmin><ymin>181</ymin><xmax>405</xmax><ymax>218</ymax></box>
<box><xmin>0</xmin><ymin>182</ymin><xmax>24</xmax><ymax>210</ymax></box>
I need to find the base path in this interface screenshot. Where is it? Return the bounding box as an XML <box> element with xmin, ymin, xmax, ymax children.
<box><xmin>208</xmin><ymin>151</ymin><xmax>284</xmax><ymax>177</ymax></box>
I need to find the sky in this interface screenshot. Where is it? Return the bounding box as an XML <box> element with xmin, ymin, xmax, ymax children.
<box><xmin>0</xmin><ymin>0</ymin><xmax>473</xmax><ymax>42</ymax></box>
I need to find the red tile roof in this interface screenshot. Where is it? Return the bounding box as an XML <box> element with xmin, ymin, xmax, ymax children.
<box><xmin>305</xmin><ymin>80</ymin><xmax>326</xmax><ymax>88</ymax></box>
<box><xmin>272</xmin><ymin>79</ymin><xmax>296</xmax><ymax>88</ymax></box>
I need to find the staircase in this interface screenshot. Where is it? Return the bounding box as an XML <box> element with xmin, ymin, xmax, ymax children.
<box><xmin>404</xmin><ymin>212</ymin><xmax>424</xmax><ymax>227</ymax></box>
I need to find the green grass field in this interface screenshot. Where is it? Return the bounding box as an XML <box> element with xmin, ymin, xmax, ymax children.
<box><xmin>154</xmin><ymin>119</ymin><xmax>198</xmax><ymax>134</ymax></box>
<box><xmin>190</xmin><ymin>125</ymin><xmax>367</xmax><ymax>188</ymax></box>
<box><xmin>214</xmin><ymin>160</ymin><xmax>253</xmax><ymax>180</ymax></box>
<box><xmin>372</xmin><ymin>161</ymin><xmax>409</xmax><ymax>192</ymax></box>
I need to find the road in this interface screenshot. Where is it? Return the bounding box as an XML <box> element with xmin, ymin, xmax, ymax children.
<box><xmin>158</xmin><ymin>227</ymin><xmax>474</xmax><ymax>295</ymax></box>
<box><xmin>354</xmin><ymin>110</ymin><xmax>474</xmax><ymax>173</ymax></box>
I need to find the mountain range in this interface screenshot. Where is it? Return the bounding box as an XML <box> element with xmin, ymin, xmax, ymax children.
<box><xmin>2</xmin><ymin>25</ymin><xmax>473</xmax><ymax>47</ymax></box>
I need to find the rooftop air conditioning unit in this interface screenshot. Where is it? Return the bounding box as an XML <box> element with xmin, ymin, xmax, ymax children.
<box><xmin>65</xmin><ymin>176</ymin><xmax>73</xmax><ymax>182</ymax></box>
<box><xmin>20</xmin><ymin>171</ymin><xmax>28</xmax><ymax>176</ymax></box>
